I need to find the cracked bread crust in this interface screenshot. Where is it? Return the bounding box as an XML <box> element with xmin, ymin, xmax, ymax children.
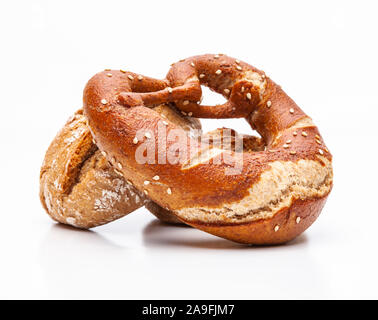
<box><xmin>40</xmin><ymin>108</ymin><xmax>191</xmax><ymax>228</ymax></box>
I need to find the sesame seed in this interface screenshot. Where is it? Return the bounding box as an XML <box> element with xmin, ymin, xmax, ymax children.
<box><xmin>268</xmin><ymin>150</ymin><xmax>276</xmax><ymax>153</ymax></box>
<box><xmin>301</xmin><ymin>131</ymin><xmax>308</xmax><ymax>137</ymax></box>
<box><xmin>290</xmin><ymin>151</ymin><xmax>297</xmax><ymax>155</ymax></box>
<box><xmin>133</xmin><ymin>137</ymin><xmax>138</xmax><ymax>144</ymax></box>
<box><xmin>215</xmin><ymin>69</ymin><xmax>222</xmax><ymax>75</ymax></box>
<box><xmin>235</xmin><ymin>59</ymin><xmax>240</xmax><ymax>64</ymax></box>
<box><xmin>293</xmin><ymin>131</ymin><xmax>298</xmax><ymax>136</ymax></box>
<box><xmin>316</xmin><ymin>139</ymin><xmax>322</xmax><ymax>145</ymax></box>
<box><xmin>167</xmin><ymin>87</ymin><xmax>173</xmax><ymax>93</ymax></box>
<box><xmin>296</xmin><ymin>216</ymin><xmax>301</xmax><ymax>224</ymax></box>
<box><xmin>127</xmin><ymin>75</ymin><xmax>134</xmax><ymax>80</ymax></box>
<box><xmin>319</xmin><ymin>149</ymin><xmax>324</xmax><ymax>155</ymax></box>
<box><xmin>199</xmin><ymin>74</ymin><xmax>205</xmax><ymax>78</ymax></box>
<box><xmin>325</xmin><ymin>148</ymin><xmax>329</xmax><ymax>153</ymax></box>
<box><xmin>162</xmin><ymin>120</ymin><xmax>168</xmax><ymax>125</ymax></box>
<box><xmin>101</xmin><ymin>99</ymin><xmax>108</xmax><ymax>105</ymax></box>
<box><xmin>315</xmin><ymin>134</ymin><xmax>321</xmax><ymax>140</ymax></box>
<box><xmin>144</xmin><ymin>180</ymin><xmax>150</xmax><ymax>185</ymax></box>
<box><xmin>144</xmin><ymin>190</ymin><xmax>148</xmax><ymax>195</ymax></box>
<box><xmin>183</xmin><ymin>100</ymin><xmax>189</xmax><ymax>105</ymax></box>
<box><xmin>289</xmin><ymin>108</ymin><xmax>294</xmax><ymax>114</ymax></box>
<box><xmin>236</xmin><ymin>65</ymin><xmax>242</xmax><ymax>71</ymax></box>
<box><xmin>190</xmin><ymin>62</ymin><xmax>195</xmax><ymax>67</ymax></box>
<box><xmin>188</xmin><ymin>112</ymin><xmax>193</xmax><ymax>116</ymax></box>
<box><xmin>92</xmin><ymin>139</ymin><xmax>96</xmax><ymax>144</ymax></box>
<box><xmin>127</xmin><ymin>180</ymin><xmax>133</xmax><ymax>185</ymax></box>
<box><xmin>114</xmin><ymin>169</ymin><xmax>123</xmax><ymax>176</ymax></box>
<box><xmin>167</xmin><ymin>188</ymin><xmax>172</xmax><ymax>195</ymax></box>
<box><xmin>145</xmin><ymin>132</ymin><xmax>151</xmax><ymax>139</ymax></box>
<box><xmin>106</xmin><ymin>73</ymin><xmax>112</xmax><ymax>77</ymax></box>
<box><xmin>224</xmin><ymin>88</ymin><xmax>230</xmax><ymax>94</ymax></box>
<box><xmin>241</xmin><ymin>86</ymin><xmax>245</xmax><ymax>93</ymax></box>
<box><xmin>101</xmin><ymin>151</ymin><xmax>107</xmax><ymax>157</ymax></box>
<box><xmin>286</xmin><ymin>139</ymin><xmax>292</xmax><ymax>144</ymax></box>
<box><xmin>214</xmin><ymin>54</ymin><xmax>220</xmax><ymax>59</ymax></box>
<box><xmin>120</xmin><ymin>69</ymin><xmax>126</xmax><ymax>73</ymax></box>
<box><xmin>267</xmin><ymin>101</ymin><xmax>272</xmax><ymax>107</ymax></box>
<box><xmin>153</xmin><ymin>175</ymin><xmax>160</xmax><ymax>181</ymax></box>
<box><xmin>246</xmin><ymin>93</ymin><xmax>252</xmax><ymax>100</ymax></box>
<box><xmin>283</xmin><ymin>144</ymin><xmax>290</xmax><ymax>149</ymax></box>
<box><xmin>137</xmin><ymin>75</ymin><xmax>143</xmax><ymax>81</ymax></box>
<box><xmin>117</xmin><ymin>163</ymin><xmax>122</xmax><ymax>170</ymax></box>
<box><xmin>274</xmin><ymin>225</ymin><xmax>279</xmax><ymax>232</ymax></box>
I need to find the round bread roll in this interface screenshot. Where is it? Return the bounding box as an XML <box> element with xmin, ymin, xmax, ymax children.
<box><xmin>40</xmin><ymin>105</ymin><xmax>200</xmax><ymax>228</ymax></box>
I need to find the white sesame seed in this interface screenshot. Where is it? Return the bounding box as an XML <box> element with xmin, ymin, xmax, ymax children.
<box><xmin>199</xmin><ymin>74</ymin><xmax>205</xmax><ymax>79</ymax></box>
<box><xmin>315</xmin><ymin>134</ymin><xmax>321</xmax><ymax>140</ymax></box>
<box><xmin>162</xmin><ymin>120</ymin><xmax>168</xmax><ymax>125</ymax></box>
<box><xmin>167</xmin><ymin>87</ymin><xmax>173</xmax><ymax>93</ymax></box>
<box><xmin>224</xmin><ymin>88</ymin><xmax>230</xmax><ymax>94</ymax></box>
<box><xmin>316</xmin><ymin>139</ymin><xmax>322</xmax><ymax>145</ymax></box>
<box><xmin>183</xmin><ymin>100</ymin><xmax>189</xmax><ymax>105</ymax></box>
<box><xmin>289</xmin><ymin>108</ymin><xmax>294</xmax><ymax>114</ymax></box>
<box><xmin>153</xmin><ymin>175</ymin><xmax>160</xmax><ymax>181</ymax></box>
<box><xmin>215</xmin><ymin>69</ymin><xmax>222</xmax><ymax>75</ymax></box>
<box><xmin>267</xmin><ymin>101</ymin><xmax>272</xmax><ymax>107</ymax></box>
<box><xmin>268</xmin><ymin>150</ymin><xmax>276</xmax><ymax>153</ymax></box>
<box><xmin>144</xmin><ymin>190</ymin><xmax>148</xmax><ymax>195</ymax></box>
<box><xmin>241</xmin><ymin>86</ymin><xmax>245</xmax><ymax>93</ymax></box>
<box><xmin>117</xmin><ymin>163</ymin><xmax>122</xmax><ymax>170</ymax></box>
<box><xmin>302</xmin><ymin>131</ymin><xmax>308</xmax><ymax>137</ymax></box>
<box><xmin>144</xmin><ymin>180</ymin><xmax>150</xmax><ymax>185</ymax></box>
<box><xmin>214</xmin><ymin>54</ymin><xmax>220</xmax><ymax>59</ymax></box>
<box><xmin>296</xmin><ymin>216</ymin><xmax>301</xmax><ymax>224</ymax></box>
<box><xmin>127</xmin><ymin>75</ymin><xmax>134</xmax><ymax>80</ymax></box>
<box><xmin>274</xmin><ymin>225</ymin><xmax>279</xmax><ymax>232</ymax></box>
<box><xmin>188</xmin><ymin>112</ymin><xmax>193</xmax><ymax>116</ymax></box>
<box><xmin>293</xmin><ymin>131</ymin><xmax>298</xmax><ymax>136</ymax></box>
<box><xmin>120</xmin><ymin>69</ymin><xmax>126</xmax><ymax>73</ymax></box>
<box><xmin>319</xmin><ymin>149</ymin><xmax>324</xmax><ymax>155</ymax></box>
<box><xmin>127</xmin><ymin>180</ymin><xmax>133</xmax><ymax>185</ymax></box>
<box><xmin>137</xmin><ymin>75</ymin><xmax>143</xmax><ymax>81</ymax></box>
<box><xmin>106</xmin><ymin>73</ymin><xmax>112</xmax><ymax>77</ymax></box>
<box><xmin>101</xmin><ymin>151</ymin><xmax>107</xmax><ymax>157</ymax></box>
<box><xmin>235</xmin><ymin>59</ymin><xmax>240</xmax><ymax>64</ymax></box>
<box><xmin>290</xmin><ymin>151</ymin><xmax>297</xmax><ymax>155</ymax></box>
<box><xmin>101</xmin><ymin>99</ymin><xmax>108</xmax><ymax>105</ymax></box>
<box><xmin>190</xmin><ymin>62</ymin><xmax>195</xmax><ymax>67</ymax></box>
<box><xmin>283</xmin><ymin>144</ymin><xmax>290</xmax><ymax>149</ymax></box>
<box><xmin>167</xmin><ymin>188</ymin><xmax>172</xmax><ymax>195</ymax></box>
<box><xmin>246</xmin><ymin>93</ymin><xmax>252</xmax><ymax>100</ymax></box>
<box><xmin>286</xmin><ymin>139</ymin><xmax>292</xmax><ymax>144</ymax></box>
<box><xmin>133</xmin><ymin>137</ymin><xmax>138</xmax><ymax>144</ymax></box>
<box><xmin>114</xmin><ymin>169</ymin><xmax>123</xmax><ymax>176</ymax></box>
<box><xmin>145</xmin><ymin>132</ymin><xmax>151</xmax><ymax>139</ymax></box>
<box><xmin>236</xmin><ymin>65</ymin><xmax>242</xmax><ymax>71</ymax></box>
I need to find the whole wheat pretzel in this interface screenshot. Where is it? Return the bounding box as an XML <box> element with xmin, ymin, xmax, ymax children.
<box><xmin>83</xmin><ymin>54</ymin><xmax>333</xmax><ymax>244</ymax></box>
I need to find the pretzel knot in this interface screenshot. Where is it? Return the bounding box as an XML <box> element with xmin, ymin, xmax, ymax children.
<box><xmin>81</xmin><ymin>54</ymin><xmax>334</xmax><ymax>245</ymax></box>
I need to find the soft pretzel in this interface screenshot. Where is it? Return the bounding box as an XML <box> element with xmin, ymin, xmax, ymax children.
<box><xmin>40</xmin><ymin>104</ymin><xmax>202</xmax><ymax>228</ymax></box>
<box><xmin>83</xmin><ymin>55</ymin><xmax>333</xmax><ymax>244</ymax></box>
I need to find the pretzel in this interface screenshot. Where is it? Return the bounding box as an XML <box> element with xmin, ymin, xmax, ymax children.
<box><xmin>83</xmin><ymin>55</ymin><xmax>333</xmax><ymax>244</ymax></box>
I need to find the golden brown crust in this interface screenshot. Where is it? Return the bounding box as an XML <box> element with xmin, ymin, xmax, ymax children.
<box><xmin>81</xmin><ymin>54</ymin><xmax>333</xmax><ymax>244</ymax></box>
<box><xmin>182</xmin><ymin>194</ymin><xmax>330</xmax><ymax>245</ymax></box>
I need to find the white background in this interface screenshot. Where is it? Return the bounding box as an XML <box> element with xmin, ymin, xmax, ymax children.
<box><xmin>0</xmin><ymin>0</ymin><xmax>377</xmax><ymax>299</ymax></box>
